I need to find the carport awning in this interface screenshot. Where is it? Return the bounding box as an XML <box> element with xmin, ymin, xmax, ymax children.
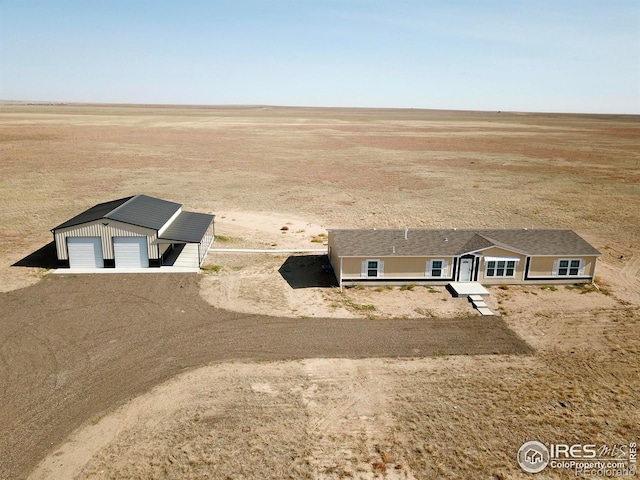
<box><xmin>156</xmin><ymin>211</ymin><xmax>214</xmax><ymax>244</ymax></box>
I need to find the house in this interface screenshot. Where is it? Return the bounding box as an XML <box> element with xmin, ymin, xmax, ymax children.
<box><xmin>52</xmin><ymin>195</ymin><xmax>215</xmax><ymax>269</ymax></box>
<box><xmin>327</xmin><ymin>228</ymin><xmax>600</xmax><ymax>289</ymax></box>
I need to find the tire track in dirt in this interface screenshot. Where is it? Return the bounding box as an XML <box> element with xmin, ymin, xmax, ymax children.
<box><xmin>618</xmin><ymin>252</ymin><xmax>640</xmax><ymax>303</ymax></box>
<box><xmin>596</xmin><ymin>241</ymin><xmax>640</xmax><ymax>306</ymax></box>
<box><xmin>301</xmin><ymin>359</ymin><xmax>417</xmax><ymax>479</ymax></box>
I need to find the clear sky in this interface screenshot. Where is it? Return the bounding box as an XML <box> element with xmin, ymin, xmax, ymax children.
<box><xmin>1</xmin><ymin>0</ymin><xmax>639</xmax><ymax>113</ymax></box>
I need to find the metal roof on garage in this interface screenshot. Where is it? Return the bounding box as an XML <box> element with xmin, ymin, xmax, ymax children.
<box><xmin>52</xmin><ymin>196</ymin><xmax>134</xmax><ymax>230</ymax></box>
<box><xmin>157</xmin><ymin>211</ymin><xmax>215</xmax><ymax>243</ymax></box>
<box><xmin>105</xmin><ymin>194</ymin><xmax>182</xmax><ymax>230</ymax></box>
<box><xmin>51</xmin><ymin>195</ymin><xmax>211</xmax><ymax>236</ymax></box>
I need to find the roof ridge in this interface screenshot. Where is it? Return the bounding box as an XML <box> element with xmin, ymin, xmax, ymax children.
<box><xmin>476</xmin><ymin>232</ymin><xmax>504</xmax><ymax>245</ymax></box>
<box><xmin>104</xmin><ymin>194</ymin><xmax>140</xmax><ymax>219</ymax></box>
<box><xmin>474</xmin><ymin>232</ymin><xmax>532</xmax><ymax>255</ymax></box>
<box><xmin>456</xmin><ymin>233</ymin><xmax>496</xmax><ymax>255</ymax></box>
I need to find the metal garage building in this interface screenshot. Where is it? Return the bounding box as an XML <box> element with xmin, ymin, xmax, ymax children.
<box><xmin>52</xmin><ymin>195</ymin><xmax>215</xmax><ymax>269</ymax></box>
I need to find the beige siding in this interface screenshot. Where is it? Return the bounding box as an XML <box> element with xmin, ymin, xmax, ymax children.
<box><xmin>341</xmin><ymin>256</ymin><xmax>453</xmax><ymax>279</ymax></box>
<box><xmin>327</xmin><ymin>232</ymin><xmax>339</xmax><ymax>271</ymax></box>
<box><xmin>529</xmin><ymin>256</ymin><xmax>559</xmax><ymax>277</ymax></box>
<box><xmin>55</xmin><ymin>220</ymin><xmax>158</xmax><ymax>260</ymax></box>
<box><xmin>341</xmin><ymin>257</ymin><xmax>363</xmax><ymax>277</ymax></box>
<box><xmin>528</xmin><ymin>256</ymin><xmax>597</xmax><ymax>278</ymax></box>
<box><xmin>477</xmin><ymin>248</ymin><xmax>526</xmax><ymax>283</ymax></box>
<box><xmin>327</xmin><ymin>233</ymin><xmax>342</xmax><ymax>286</ymax></box>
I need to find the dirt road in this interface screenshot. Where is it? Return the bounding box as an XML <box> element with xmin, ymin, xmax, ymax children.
<box><xmin>0</xmin><ymin>274</ymin><xmax>530</xmax><ymax>479</ymax></box>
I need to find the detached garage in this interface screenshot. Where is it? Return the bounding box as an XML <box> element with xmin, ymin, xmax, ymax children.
<box><xmin>52</xmin><ymin>195</ymin><xmax>215</xmax><ymax>270</ymax></box>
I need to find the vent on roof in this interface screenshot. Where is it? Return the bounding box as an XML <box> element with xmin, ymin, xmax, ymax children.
<box><xmin>444</xmin><ymin>237</ymin><xmax>449</xmax><ymax>242</ymax></box>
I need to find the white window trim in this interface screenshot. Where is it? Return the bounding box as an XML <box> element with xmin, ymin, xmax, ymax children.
<box><xmin>484</xmin><ymin>258</ymin><xmax>519</xmax><ymax>278</ymax></box>
<box><xmin>361</xmin><ymin>259</ymin><xmax>384</xmax><ymax>278</ymax></box>
<box><xmin>552</xmin><ymin>258</ymin><xmax>586</xmax><ymax>277</ymax></box>
<box><xmin>426</xmin><ymin>259</ymin><xmax>448</xmax><ymax>278</ymax></box>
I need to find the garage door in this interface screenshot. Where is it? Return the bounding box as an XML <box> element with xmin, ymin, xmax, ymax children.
<box><xmin>114</xmin><ymin>237</ymin><xmax>149</xmax><ymax>268</ymax></box>
<box><xmin>67</xmin><ymin>237</ymin><xmax>104</xmax><ymax>269</ymax></box>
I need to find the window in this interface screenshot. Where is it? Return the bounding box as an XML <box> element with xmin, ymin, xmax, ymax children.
<box><xmin>362</xmin><ymin>259</ymin><xmax>383</xmax><ymax>278</ymax></box>
<box><xmin>431</xmin><ymin>260</ymin><xmax>442</xmax><ymax>277</ymax></box>
<box><xmin>367</xmin><ymin>260</ymin><xmax>379</xmax><ymax>277</ymax></box>
<box><xmin>555</xmin><ymin>259</ymin><xmax>583</xmax><ymax>276</ymax></box>
<box><xmin>426</xmin><ymin>259</ymin><xmax>447</xmax><ymax>278</ymax></box>
<box><xmin>485</xmin><ymin>260</ymin><xmax>516</xmax><ymax>278</ymax></box>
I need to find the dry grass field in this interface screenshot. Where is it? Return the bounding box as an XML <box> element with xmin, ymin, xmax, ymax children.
<box><xmin>1</xmin><ymin>104</ymin><xmax>639</xmax><ymax>479</ymax></box>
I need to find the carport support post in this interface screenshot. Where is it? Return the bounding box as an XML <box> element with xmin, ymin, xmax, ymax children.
<box><xmin>339</xmin><ymin>257</ymin><xmax>343</xmax><ymax>291</ymax></box>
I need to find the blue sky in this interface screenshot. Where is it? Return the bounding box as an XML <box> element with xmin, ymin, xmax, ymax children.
<box><xmin>1</xmin><ymin>0</ymin><xmax>639</xmax><ymax>113</ymax></box>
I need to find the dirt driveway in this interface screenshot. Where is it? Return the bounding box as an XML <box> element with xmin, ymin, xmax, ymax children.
<box><xmin>0</xmin><ymin>274</ymin><xmax>530</xmax><ymax>479</ymax></box>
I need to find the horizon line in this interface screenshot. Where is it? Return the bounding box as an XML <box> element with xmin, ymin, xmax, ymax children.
<box><xmin>1</xmin><ymin>100</ymin><xmax>638</xmax><ymax>117</ymax></box>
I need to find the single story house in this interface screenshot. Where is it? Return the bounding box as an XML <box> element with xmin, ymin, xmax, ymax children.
<box><xmin>52</xmin><ymin>194</ymin><xmax>215</xmax><ymax>269</ymax></box>
<box><xmin>327</xmin><ymin>228</ymin><xmax>601</xmax><ymax>288</ymax></box>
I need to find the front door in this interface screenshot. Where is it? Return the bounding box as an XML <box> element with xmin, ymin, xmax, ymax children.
<box><xmin>459</xmin><ymin>258</ymin><xmax>473</xmax><ymax>281</ymax></box>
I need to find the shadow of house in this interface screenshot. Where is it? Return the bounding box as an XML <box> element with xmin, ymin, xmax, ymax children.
<box><xmin>12</xmin><ymin>242</ymin><xmax>58</xmax><ymax>269</ymax></box>
<box><xmin>279</xmin><ymin>255</ymin><xmax>337</xmax><ymax>289</ymax></box>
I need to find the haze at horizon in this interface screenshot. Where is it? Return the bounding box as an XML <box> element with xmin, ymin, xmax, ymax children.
<box><xmin>1</xmin><ymin>1</ymin><xmax>638</xmax><ymax>114</ymax></box>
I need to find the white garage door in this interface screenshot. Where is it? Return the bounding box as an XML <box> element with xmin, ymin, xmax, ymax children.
<box><xmin>67</xmin><ymin>237</ymin><xmax>104</xmax><ymax>269</ymax></box>
<box><xmin>114</xmin><ymin>237</ymin><xmax>149</xmax><ymax>268</ymax></box>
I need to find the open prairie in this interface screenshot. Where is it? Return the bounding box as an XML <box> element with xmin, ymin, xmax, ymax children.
<box><xmin>1</xmin><ymin>104</ymin><xmax>639</xmax><ymax>479</ymax></box>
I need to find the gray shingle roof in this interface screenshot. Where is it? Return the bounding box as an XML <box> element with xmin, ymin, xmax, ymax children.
<box><xmin>329</xmin><ymin>229</ymin><xmax>601</xmax><ymax>257</ymax></box>
<box><xmin>105</xmin><ymin>194</ymin><xmax>181</xmax><ymax>230</ymax></box>
<box><xmin>158</xmin><ymin>211</ymin><xmax>215</xmax><ymax>243</ymax></box>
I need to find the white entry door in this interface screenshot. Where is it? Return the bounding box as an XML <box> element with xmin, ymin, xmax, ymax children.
<box><xmin>67</xmin><ymin>237</ymin><xmax>104</xmax><ymax>269</ymax></box>
<box><xmin>459</xmin><ymin>258</ymin><xmax>473</xmax><ymax>281</ymax></box>
<box><xmin>113</xmin><ymin>237</ymin><xmax>149</xmax><ymax>268</ymax></box>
